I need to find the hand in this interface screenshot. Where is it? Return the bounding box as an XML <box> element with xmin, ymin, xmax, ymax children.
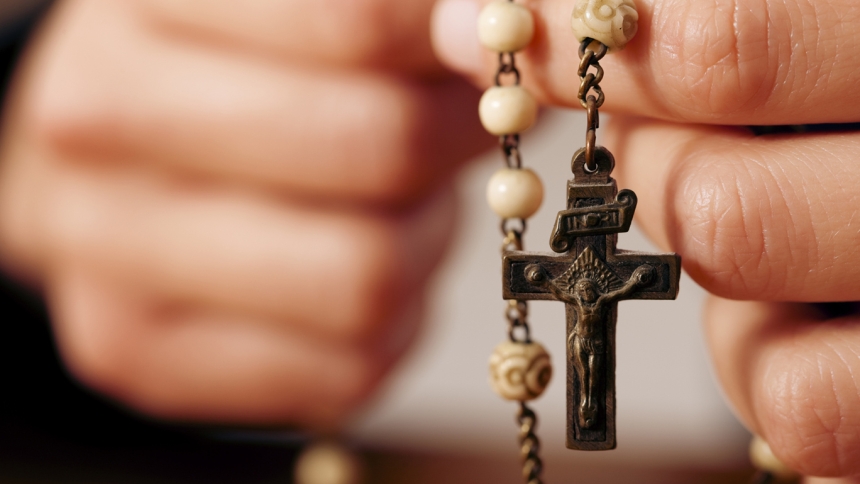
<box><xmin>434</xmin><ymin>0</ymin><xmax>860</xmax><ymax>480</ymax></box>
<box><xmin>0</xmin><ymin>0</ymin><xmax>488</xmax><ymax>428</ymax></box>
<box><xmin>631</xmin><ymin>265</ymin><xmax>654</xmax><ymax>286</ymax></box>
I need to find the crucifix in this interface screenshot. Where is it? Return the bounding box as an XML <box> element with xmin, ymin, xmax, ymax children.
<box><xmin>502</xmin><ymin>147</ymin><xmax>681</xmax><ymax>451</ymax></box>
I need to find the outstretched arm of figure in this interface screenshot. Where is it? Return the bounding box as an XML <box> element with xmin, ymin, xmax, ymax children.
<box><xmin>546</xmin><ymin>280</ymin><xmax>579</xmax><ymax>307</ymax></box>
<box><xmin>599</xmin><ymin>265</ymin><xmax>655</xmax><ymax>305</ymax></box>
<box><xmin>524</xmin><ymin>264</ymin><xmax>578</xmax><ymax>306</ymax></box>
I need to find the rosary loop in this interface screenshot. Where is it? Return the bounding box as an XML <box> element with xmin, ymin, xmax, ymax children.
<box><xmin>476</xmin><ymin>1</ymin><xmax>798</xmax><ymax>482</ymax></box>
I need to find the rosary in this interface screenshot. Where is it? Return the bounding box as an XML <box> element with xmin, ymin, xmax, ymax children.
<box><xmin>476</xmin><ymin>0</ymin><xmax>799</xmax><ymax>482</ymax></box>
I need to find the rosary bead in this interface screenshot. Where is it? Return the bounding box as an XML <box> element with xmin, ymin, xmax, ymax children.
<box><xmin>486</xmin><ymin>167</ymin><xmax>544</xmax><ymax>219</ymax></box>
<box><xmin>478</xmin><ymin>0</ymin><xmax>535</xmax><ymax>53</ymax></box>
<box><xmin>295</xmin><ymin>442</ymin><xmax>363</xmax><ymax>484</ymax></box>
<box><xmin>571</xmin><ymin>0</ymin><xmax>639</xmax><ymax>51</ymax></box>
<box><xmin>489</xmin><ymin>340</ymin><xmax>552</xmax><ymax>401</ymax></box>
<box><xmin>479</xmin><ymin>86</ymin><xmax>538</xmax><ymax>136</ymax></box>
<box><xmin>749</xmin><ymin>435</ymin><xmax>799</xmax><ymax>480</ymax></box>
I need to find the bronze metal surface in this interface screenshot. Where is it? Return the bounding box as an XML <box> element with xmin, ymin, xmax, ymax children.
<box><xmin>501</xmin><ymin>147</ymin><xmax>681</xmax><ymax>451</ymax></box>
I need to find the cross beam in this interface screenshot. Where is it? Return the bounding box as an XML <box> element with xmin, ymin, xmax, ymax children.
<box><xmin>502</xmin><ymin>148</ymin><xmax>680</xmax><ymax>450</ymax></box>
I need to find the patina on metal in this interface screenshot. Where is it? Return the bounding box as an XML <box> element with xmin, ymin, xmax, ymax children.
<box><xmin>502</xmin><ymin>147</ymin><xmax>681</xmax><ymax>450</ymax></box>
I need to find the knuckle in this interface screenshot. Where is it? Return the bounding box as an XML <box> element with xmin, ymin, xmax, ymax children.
<box><xmin>345</xmin><ymin>81</ymin><xmax>432</xmax><ymax>203</ymax></box>
<box><xmin>25</xmin><ymin>50</ymin><xmax>116</xmax><ymax>157</ymax></box>
<box><xmin>673</xmin><ymin>150</ymin><xmax>789</xmax><ymax>298</ymax></box>
<box><xmin>331</xmin><ymin>355</ymin><xmax>387</xmax><ymax>412</ymax></box>
<box><xmin>323</xmin><ymin>0</ymin><xmax>395</xmax><ymax>63</ymax></box>
<box><xmin>55</xmin><ymin>316</ymin><xmax>131</xmax><ymax>399</ymax></box>
<box><xmin>654</xmin><ymin>0</ymin><xmax>776</xmax><ymax>119</ymax></box>
<box><xmin>759</xmin><ymin>342</ymin><xmax>860</xmax><ymax>476</ymax></box>
<box><xmin>330</xmin><ymin>219</ymin><xmax>407</xmax><ymax>340</ymax></box>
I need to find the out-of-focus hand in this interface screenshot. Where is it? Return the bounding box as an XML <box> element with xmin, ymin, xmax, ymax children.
<box><xmin>433</xmin><ymin>0</ymin><xmax>860</xmax><ymax>481</ymax></box>
<box><xmin>0</xmin><ymin>0</ymin><xmax>487</xmax><ymax>428</ymax></box>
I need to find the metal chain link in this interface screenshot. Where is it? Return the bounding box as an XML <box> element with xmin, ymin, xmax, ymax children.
<box><xmin>577</xmin><ymin>39</ymin><xmax>608</xmax><ymax>172</ymax></box>
<box><xmin>495</xmin><ymin>52</ymin><xmax>522</xmax><ymax>87</ymax></box>
<box><xmin>506</xmin><ymin>299</ymin><xmax>531</xmax><ymax>343</ymax></box>
<box><xmin>502</xmin><ymin>134</ymin><xmax>523</xmax><ymax>168</ymax></box>
<box><xmin>496</xmin><ymin>49</ymin><xmax>524</xmax><ymax>168</ymax></box>
<box><xmin>518</xmin><ymin>403</ymin><xmax>544</xmax><ymax>484</ymax></box>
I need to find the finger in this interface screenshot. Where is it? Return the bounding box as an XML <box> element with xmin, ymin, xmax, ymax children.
<box><xmin>132</xmin><ymin>0</ymin><xmax>444</xmax><ymax>73</ymax></box>
<box><xmin>432</xmin><ymin>0</ymin><xmax>860</xmax><ymax>125</ymax></box>
<box><xmin>603</xmin><ymin>117</ymin><xmax>860</xmax><ymax>302</ymax></box>
<box><xmin>6</xmin><ymin>153</ymin><xmax>456</xmax><ymax>344</ymax></box>
<box><xmin>704</xmin><ymin>296</ymin><xmax>860</xmax><ymax>478</ymax></box>
<box><xmin>49</xmin><ymin>267</ymin><xmax>424</xmax><ymax>426</ymax></box>
<box><xmin>26</xmin><ymin>0</ymin><xmax>488</xmax><ymax>205</ymax></box>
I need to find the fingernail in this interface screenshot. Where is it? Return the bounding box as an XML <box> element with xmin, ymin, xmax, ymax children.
<box><xmin>431</xmin><ymin>0</ymin><xmax>483</xmax><ymax>76</ymax></box>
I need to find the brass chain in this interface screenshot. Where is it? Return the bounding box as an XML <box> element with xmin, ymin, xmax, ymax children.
<box><xmin>518</xmin><ymin>403</ymin><xmax>544</xmax><ymax>484</ymax></box>
<box><xmin>577</xmin><ymin>39</ymin><xmax>607</xmax><ymax>172</ymax></box>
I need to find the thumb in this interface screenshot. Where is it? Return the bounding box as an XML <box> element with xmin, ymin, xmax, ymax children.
<box><xmin>430</xmin><ymin>0</ymin><xmax>485</xmax><ymax>77</ymax></box>
<box><xmin>430</xmin><ymin>0</ymin><xmax>860</xmax><ymax>126</ymax></box>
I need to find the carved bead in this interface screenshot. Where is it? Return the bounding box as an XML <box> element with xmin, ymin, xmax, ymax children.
<box><xmin>486</xmin><ymin>167</ymin><xmax>544</xmax><ymax>219</ymax></box>
<box><xmin>749</xmin><ymin>435</ymin><xmax>799</xmax><ymax>480</ymax></box>
<box><xmin>489</xmin><ymin>341</ymin><xmax>552</xmax><ymax>401</ymax></box>
<box><xmin>478</xmin><ymin>1</ymin><xmax>535</xmax><ymax>53</ymax></box>
<box><xmin>479</xmin><ymin>86</ymin><xmax>538</xmax><ymax>136</ymax></box>
<box><xmin>571</xmin><ymin>0</ymin><xmax>639</xmax><ymax>51</ymax></box>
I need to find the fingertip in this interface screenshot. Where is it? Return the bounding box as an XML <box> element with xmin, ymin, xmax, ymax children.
<box><xmin>430</xmin><ymin>0</ymin><xmax>484</xmax><ymax>77</ymax></box>
<box><xmin>704</xmin><ymin>297</ymin><xmax>860</xmax><ymax>477</ymax></box>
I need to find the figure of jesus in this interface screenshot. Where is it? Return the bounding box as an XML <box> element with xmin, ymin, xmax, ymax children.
<box><xmin>525</xmin><ymin>262</ymin><xmax>655</xmax><ymax>428</ymax></box>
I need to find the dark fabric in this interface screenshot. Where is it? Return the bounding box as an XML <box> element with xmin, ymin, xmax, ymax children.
<box><xmin>0</xmin><ymin>0</ymin><xmax>52</xmax><ymax>48</ymax></box>
<box><xmin>0</xmin><ymin>6</ymin><xmax>301</xmax><ymax>483</ymax></box>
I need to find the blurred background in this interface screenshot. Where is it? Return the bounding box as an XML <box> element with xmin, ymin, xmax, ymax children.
<box><xmin>0</xmin><ymin>79</ymin><xmax>754</xmax><ymax>481</ymax></box>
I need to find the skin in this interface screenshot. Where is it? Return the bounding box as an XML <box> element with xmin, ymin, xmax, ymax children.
<box><xmin>0</xmin><ymin>0</ymin><xmax>489</xmax><ymax>428</ymax></box>
<box><xmin>432</xmin><ymin>0</ymin><xmax>860</xmax><ymax>481</ymax></box>
<box><xmin>2</xmin><ymin>0</ymin><xmax>860</xmax><ymax>482</ymax></box>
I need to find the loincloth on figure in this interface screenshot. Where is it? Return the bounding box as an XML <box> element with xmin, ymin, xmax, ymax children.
<box><xmin>568</xmin><ymin>333</ymin><xmax>605</xmax><ymax>355</ymax></box>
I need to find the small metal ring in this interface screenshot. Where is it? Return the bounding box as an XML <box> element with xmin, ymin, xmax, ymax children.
<box><xmin>586</xmin><ymin>96</ymin><xmax>600</xmax><ymax>131</ymax></box>
<box><xmin>579</xmin><ymin>85</ymin><xmax>604</xmax><ymax>109</ymax></box>
<box><xmin>577</xmin><ymin>50</ymin><xmax>594</xmax><ymax>78</ymax></box>
<box><xmin>508</xmin><ymin>322</ymin><xmax>531</xmax><ymax>344</ymax></box>
<box><xmin>506</xmin><ymin>299</ymin><xmax>529</xmax><ymax>320</ymax></box>
<box><xmin>590</xmin><ymin>63</ymin><xmax>604</xmax><ymax>86</ymax></box>
<box><xmin>584</xmin><ymin>129</ymin><xmax>598</xmax><ymax>173</ymax></box>
<box><xmin>495</xmin><ymin>67</ymin><xmax>522</xmax><ymax>86</ymax></box>
<box><xmin>502</xmin><ymin>231</ymin><xmax>523</xmax><ymax>252</ymax></box>
<box><xmin>501</xmin><ymin>218</ymin><xmax>527</xmax><ymax>238</ymax></box>
<box><xmin>504</xmin><ymin>146</ymin><xmax>522</xmax><ymax>169</ymax></box>
<box><xmin>499</xmin><ymin>52</ymin><xmax>517</xmax><ymax>69</ymax></box>
<box><xmin>578</xmin><ymin>38</ymin><xmax>608</xmax><ymax>62</ymax></box>
<box><xmin>500</xmin><ymin>134</ymin><xmax>522</xmax><ymax>169</ymax></box>
<box><xmin>495</xmin><ymin>52</ymin><xmax>521</xmax><ymax>86</ymax></box>
<box><xmin>578</xmin><ymin>73</ymin><xmax>596</xmax><ymax>102</ymax></box>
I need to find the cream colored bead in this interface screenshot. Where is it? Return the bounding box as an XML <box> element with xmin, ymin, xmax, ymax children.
<box><xmin>486</xmin><ymin>167</ymin><xmax>543</xmax><ymax>219</ymax></box>
<box><xmin>749</xmin><ymin>435</ymin><xmax>799</xmax><ymax>480</ymax></box>
<box><xmin>479</xmin><ymin>86</ymin><xmax>538</xmax><ymax>136</ymax></box>
<box><xmin>295</xmin><ymin>442</ymin><xmax>363</xmax><ymax>484</ymax></box>
<box><xmin>571</xmin><ymin>0</ymin><xmax>639</xmax><ymax>51</ymax></box>
<box><xmin>489</xmin><ymin>340</ymin><xmax>552</xmax><ymax>401</ymax></box>
<box><xmin>478</xmin><ymin>1</ymin><xmax>535</xmax><ymax>53</ymax></box>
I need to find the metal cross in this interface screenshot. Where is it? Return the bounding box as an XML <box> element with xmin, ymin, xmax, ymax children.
<box><xmin>502</xmin><ymin>147</ymin><xmax>681</xmax><ymax>450</ymax></box>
